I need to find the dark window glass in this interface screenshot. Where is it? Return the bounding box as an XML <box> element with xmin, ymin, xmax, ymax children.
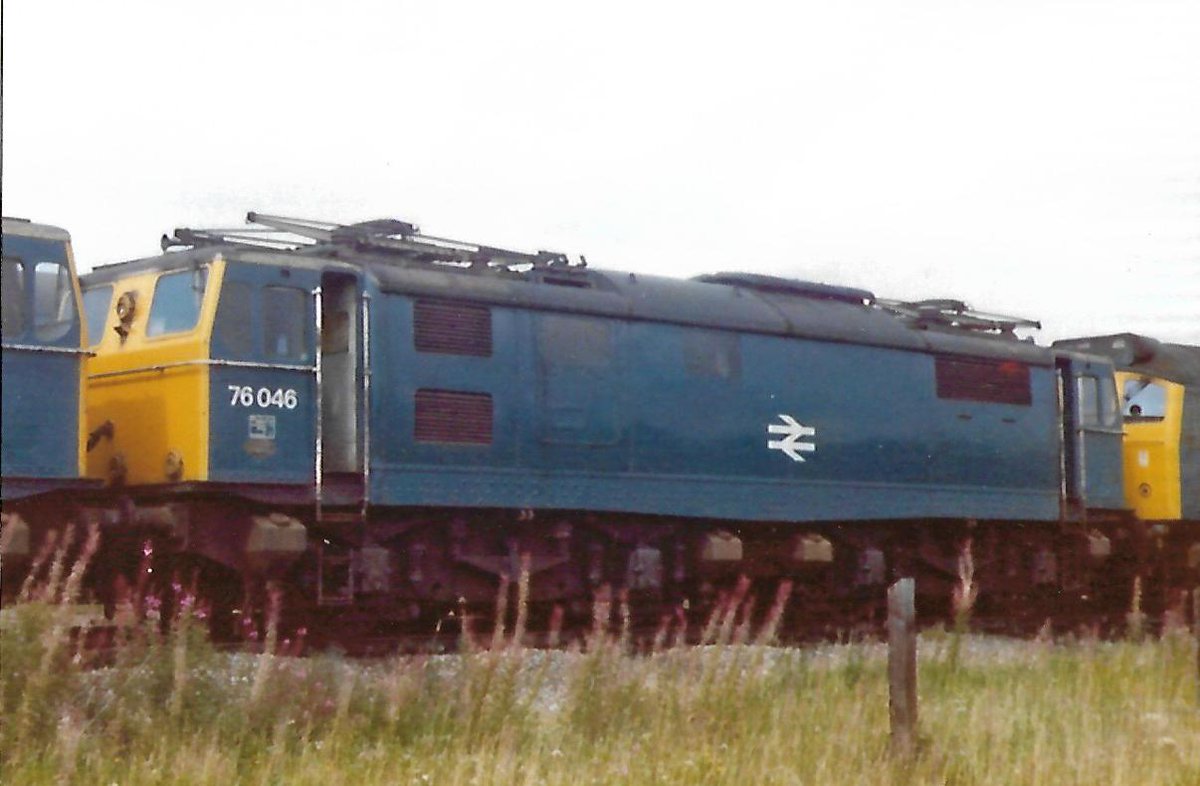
<box><xmin>414</xmin><ymin>389</ymin><xmax>493</xmax><ymax>444</ymax></box>
<box><xmin>1098</xmin><ymin>374</ymin><xmax>1119</xmax><ymax>427</ymax></box>
<box><xmin>414</xmin><ymin>300</ymin><xmax>492</xmax><ymax>356</ymax></box>
<box><xmin>539</xmin><ymin>315</ymin><xmax>612</xmax><ymax>368</ymax></box>
<box><xmin>1077</xmin><ymin>376</ymin><xmax>1101</xmax><ymax>427</ymax></box>
<box><xmin>264</xmin><ymin>286</ymin><xmax>309</xmax><ymax>361</ymax></box>
<box><xmin>934</xmin><ymin>356</ymin><xmax>1032</xmax><ymax>406</ymax></box>
<box><xmin>215</xmin><ymin>280</ymin><xmax>254</xmax><ymax>357</ymax></box>
<box><xmin>322</xmin><ymin>310</ymin><xmax>351</xmax><ymax>355</ymax></box>
<box><xmin>1123</xmin><ymin>377</ymin><xmax>1167</xmax><ymax>420</ymax></box>
<box><xmin>33</xmin><ymin>261</ymin><xmax>78</xmax><ymax>342</ymax></box>
<box><xmin>1</xmin><ymin>257</ymin><xmax>25</xmax><ymax>337</ymax></box>
<box><xmin>683</xmin><ymin>330</ymin><xmax>740</xmax><ymax>379</ymax></box>
<box><xmin>148</xmin><ymin>268</ymin><xmax>208</xmax><ymax>337</ymax></box>
<box><xmin>82</xmin><ymin>286</ymin><xmax>113</xmax><ymax>346</ymax></box>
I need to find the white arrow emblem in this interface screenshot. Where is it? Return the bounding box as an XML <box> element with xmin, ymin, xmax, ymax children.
<box><xmin>767</xmin><ymin>414</ymin><xmax>816</xmax><ymax>462</ymax></box>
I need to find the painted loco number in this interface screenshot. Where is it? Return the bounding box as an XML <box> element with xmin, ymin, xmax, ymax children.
<box><xmin>227</xmin><ymin>385</ymin><xmax>299</xmax><ymax>410</ymax></box>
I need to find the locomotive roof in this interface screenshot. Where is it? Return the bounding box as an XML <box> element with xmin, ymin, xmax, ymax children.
<box><xmin>83</xmin><ymin>213</ymin><xmax>1058</xmax><ymax>366</ymax></box>
<box><xmin>1053</xmin><ymin>334</ymin><xmax>1200</xmax><ymax>386</ymax></box>
<box><xmin>2</xmin><ymin>217</ymin><xmax>71</xmax><ymax>242</ymax></box>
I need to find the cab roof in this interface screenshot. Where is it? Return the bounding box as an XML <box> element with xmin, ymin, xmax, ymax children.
<box><xmin>2</xmin><ymin>217</ymin><xmax>71</xmax><ymax>243</ymax></box>
<box><xmin>1054</xmin><ymin>334</ymin><xmax>1200</xmax><ymax>386</ymax></box>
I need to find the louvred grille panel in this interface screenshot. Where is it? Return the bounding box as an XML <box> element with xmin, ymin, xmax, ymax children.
<box><xmin>415</xmin><ymin>389</ymin><xmax>493</xmax><ymax>444</ymax></box>
<box><xmin>935</xmin><ymin>356</ymin><xmax>1032</xmax><ymax>405</ymax></box>
<box><xmin>414</xmin><ymin>300</ymin><xmax>492</xmax><ymax>356</ymax></box>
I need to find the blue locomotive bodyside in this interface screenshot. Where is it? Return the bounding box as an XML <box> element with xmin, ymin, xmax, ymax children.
<box><xmin>360</xmin><ymin>265</ymin><xmax>1099</xmax><ymax>524</ymax></box>
<box><xmin>1</xmin><ymin>219</ymin><xmax>89</xmax><ymax>501</ymax></box>
<box><xmin>173</xmin><ymin>244</ymin><xmax>1125</xmax><ymax>526</ymax></box>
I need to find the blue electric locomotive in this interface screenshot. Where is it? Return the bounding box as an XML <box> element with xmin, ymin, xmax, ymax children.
<box><xmin>1</xmin><ymin>217</ymin><xmax>96</xmax><ymax>585</ymax></box>
<box><xmin>76</xmin><ymin>213</ymin><xmax>1139</xmax><ymax>636</ymax></box>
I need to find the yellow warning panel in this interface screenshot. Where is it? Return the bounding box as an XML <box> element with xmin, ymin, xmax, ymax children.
<box><xmin>85</xmin><ymin>258</ymin><xmax>225</xmax><ymax>485</ymax></box>
<box><xmin>1117</xmin><ymin>370</ymin><xmax>1184</xmax><ymax>520</ymax></box>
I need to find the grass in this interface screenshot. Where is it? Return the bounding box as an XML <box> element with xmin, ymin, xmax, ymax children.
<box><xmin>2</xmin><ymin>533</ymin><xmax>1199</xmax><ymax>785</ymax></box>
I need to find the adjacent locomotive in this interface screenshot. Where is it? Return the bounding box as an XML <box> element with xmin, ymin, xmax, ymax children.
<box><xmin>1053</xmin><ymin>333</ymin><xmax>1200</xmax><ymax>607</ymax></box>
<box><xmin>64</xmin><ymin>212</ymin><xmax>1180</xmax><ymax>640</ymax></box>
<box><xmin>1</xmin><ymin>217</ymin><xmax>96</xmax><ymax>583</ymax></box>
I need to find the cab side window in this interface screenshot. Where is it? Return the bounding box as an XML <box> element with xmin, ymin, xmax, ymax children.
<box><xmin>214</xmin><ymin>280</ymin><xmax>254</xmax><ymax>357</ymax></box>
<box><xmin>263</xmin><ymin>286</ymin><xmax>309</xmax><ymax>361</ymax></box>
<box><xmin>1</xmin><ymin>258</ymin><xmax>25</xmax><ymax>337</ymax></box>
<box><xmin>1123</xmin><ymin>378</ymin><xmax>1167</xmax><ymax>420</ymax></box>
<box><xmin>148</xmin><ymin>268</ymin><xmax>208</xmax><ymax>337</ymax></box>
<box><xmin>33</xmin><ymin>261</ymin><xmax>78</xmax><ymax>342</ymax></box>
<box><xmin>1077</xmin><ymin>375</ymin><xmax>1120</xmax><ymax>428</ymax></box>
<box><xmin>83</xmin><ymin>286</ymin><xmax>113</xmax><ymax>346</ymax></box>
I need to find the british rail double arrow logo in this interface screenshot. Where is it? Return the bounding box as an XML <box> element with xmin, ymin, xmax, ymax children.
<box><xmin>767</xmin><ymin>414</ymin><xmax>817</xmax><ymax>462</ymax></box>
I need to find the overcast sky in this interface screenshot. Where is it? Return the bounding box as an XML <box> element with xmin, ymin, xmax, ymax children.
<box><xmin>4</xmin><ymin>0</ymin><xmax>1198</xmax><ymax>344</ymax></box>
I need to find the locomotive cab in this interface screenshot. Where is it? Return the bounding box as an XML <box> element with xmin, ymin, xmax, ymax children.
<box><xmin>82</xmin><ymin>249</ymin><xmax>378</xmax><ymax>592</ymax></box>
<box><xmin>1053</xmin><ymin>353</ymin><xmax>1125</xmax><ymax>514</ymax></box>
<box><xmin>1054</xmin><ymin>333</ymin><xmax>1200</xmax><ymax>606</ymax></box>
<box><xmin>83</xmin><ymin>256</ymin><xmax>221</xmax><ymax>487</ymax></box>
<box><xmin>1</xmin><ymin>218</ymin><xmax>88</xmax><ymax>494</ymax></box>
<box><xmin>1119</xmin><ymin>373</ymin><xmax>1189</xmax><ymax>520</ymax></box>
<box><xmin>1</xmin><ymin>217</ymin><xmax>94</xmax><ymax>581</ymax></box>
<box><xmin>84</xmin><ymin>256</ymin><xmax>369</xmax><ymax>492</ymax></box>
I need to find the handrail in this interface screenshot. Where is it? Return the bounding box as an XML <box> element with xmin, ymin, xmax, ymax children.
<box><xmin>314</xmin><ymin>286</ymin><xmax>324</xmax><ymax>523</ymax></box>
<box><xmin>88</xmin><ymin>357</ymin><xmax>316</xmax><ymax>380</ymax></box>
<box><xmin>2</xmin><ymin>343</ymin><xmax>95</xmax><ymax>357</ymax></box>
<box><xmin>361</xmin><ymin>292</ymin><xmax>372</xmax><ymax>519</ymax></box>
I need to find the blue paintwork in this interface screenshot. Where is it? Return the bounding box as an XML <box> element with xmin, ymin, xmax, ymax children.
<box><xmin>1</xmin><ymin>351</ymin><xmax>81</xmax><ymax>497</ymax></box>
<box><xmin>367</xmin><ymin>295</ymin><xmax>1063</xmax><ymax>522</ymax></box>
<box><xmin>192</xmin><ymin>249</ymin><xmax>1124</xmax><ymax>525</ymax></box>
<box><xmin>207</xmin><ymin>262</ymin><xmax>318</xmax><ymax>486</ymax></box>
<box><xmin>1</xmin><ymin>229</ymin><xmax>84</xmax><ymax>500</ymax></box>
<box><xmin>1058</xmin><ymin>354</ymin><xmax>1126</xmax><ymax>511</ymax></box>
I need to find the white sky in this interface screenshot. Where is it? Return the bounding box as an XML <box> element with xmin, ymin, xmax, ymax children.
<box><xmin>3</xmin><ymin>0</ymin><xmax>1198</xmax><ymax>344</ymax></box>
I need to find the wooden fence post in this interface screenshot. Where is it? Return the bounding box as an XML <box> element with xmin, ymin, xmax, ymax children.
<box><xmin>888</xmin><ymin>578</ymin><xmax>918</xmax><ymax>755</ymax></box>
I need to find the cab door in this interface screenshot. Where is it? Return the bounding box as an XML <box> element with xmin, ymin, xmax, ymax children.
<box><xmin>317</xmin><ymin>271</ymin><xmax>365</xmax><ymax>476</ymax></box>
<box><xmin>1057</xmin><ymin>355</ymin><xmax>1125</xmax><ymax>513</ymax></box>
<box><xmin>209</xmin><ymin>264</ymin><xmax>318</xmax><ymax>488</ymax></box>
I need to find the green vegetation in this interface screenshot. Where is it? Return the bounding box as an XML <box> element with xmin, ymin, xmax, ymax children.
<box><xmin>2</xmin><ymin>537</ymin><xmax>1198</xmax><ymax>785</ymax></box>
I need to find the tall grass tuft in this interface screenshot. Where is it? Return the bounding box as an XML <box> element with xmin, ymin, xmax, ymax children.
<box><xmin>3</xmin><ymin>538</ymin><xmax>1199</xmax><ymax>785</ymax></box>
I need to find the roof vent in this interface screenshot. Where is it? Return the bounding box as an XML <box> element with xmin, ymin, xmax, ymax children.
<box><xmin>694</xmin><ymin>273</ymin><xmax>874</xmax><ymax>305</ymax></box>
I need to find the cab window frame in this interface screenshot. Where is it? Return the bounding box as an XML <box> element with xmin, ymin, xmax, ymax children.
<box><xmin>1</xmin><ymin>256</ymin><xmax>27</xmax><ymax>338</ymax></box>
<box><xmin>1123</xmin><ymin>377</ymin><xmax>1168</xmax><ymax>422</ymax></box>
<box><xmin>262</xmin><ymin>285</ymin><xmax>311</xmax><ymax>362</ymax></box>
<box><xmin>146</xmin><ymin>266</ymin><xmax>210</xmax><ymax>339</ymax></box>
<box><xmin>82</xmin><ymin>285</ymin><xmax>114</xmax><ymax>347</ymax></box>
<box><xmin>33</xmin><ymin>260</ymin><xmax>78</xmax><ymax>342</ymax></box>
<box><xmin>213</xmin><ymin>279</ymin><xmax>256</xmax><ymax>358</ymax></box>
<box><xmin>212</xmin><ymin>273</ymin><xmax>313</xmax><ymax>363</ymax></box>
<box><xmin>1076</xmin><ymin>374</ymin><xmax>1120</xmax><ymax>429</ymax></box>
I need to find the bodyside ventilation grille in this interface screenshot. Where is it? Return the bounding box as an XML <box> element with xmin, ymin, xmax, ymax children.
<box><xmin>415</xmin><ymin>389</ymin><xmax>493</xmax><ymax>444</ymax></box>
<box><xmin>414</xmin><ymin>300</ymin><xmax>492</xmax><ymax>356</ymax></box>
<box><xmin>935</xmin><ymin>356</ymin><xmax>1032</xmax><ymax>406</ymax></box>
